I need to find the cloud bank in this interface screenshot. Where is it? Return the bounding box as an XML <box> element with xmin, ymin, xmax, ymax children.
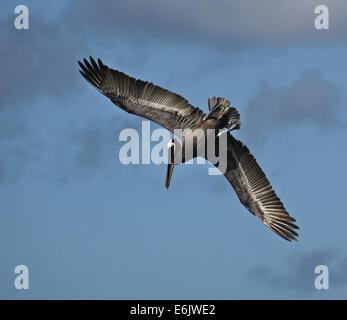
<box><xmin>247</xmin><ymin>248</ymin><xmax>347</xmax><ymax>294</ymax></box>
<box><xmin>243</xmin><ymin>70</ymin><xmax>341</xmax><ymax>144</ymax></box>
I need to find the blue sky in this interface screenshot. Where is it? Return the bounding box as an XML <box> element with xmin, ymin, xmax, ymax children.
<box><xmin>1</xmin><ymin>0</ymin><xmax>347</xmax><ymax>299</ymax></box>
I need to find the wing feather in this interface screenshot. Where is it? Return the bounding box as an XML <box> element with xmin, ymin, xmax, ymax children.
<box><xmin>222</xmin><ymin>134</ymin><xmax>299</xmax><ymax>241</ymax></box>
<box><xmin>78</xmin><ymin>57</ymin><xmax>205</xmax><ymax>133</ymax></box>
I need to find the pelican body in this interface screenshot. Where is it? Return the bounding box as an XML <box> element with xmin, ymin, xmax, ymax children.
<box><xmin>165</xmin><ymin>107</ymin><xmax>237</xmax><ymax>189</ymax></box>
<box><xmin>78</xmin><ymin>57</ymin><xmax>299</xmax><ymax>242</ymax></box>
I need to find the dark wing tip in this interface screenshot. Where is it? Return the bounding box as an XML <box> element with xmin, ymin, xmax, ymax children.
<box><xmin>267</xmin><ymin>220</ymin><xmax>299</xmax><ymax>242</ymax></box>
<box><xmin>77</xmin><ymin>60</ymin><xmax>84</xmax><ymax>69</ymax></box>
<box><xmin>78</xmin><ymin>57</ymin><xmax>104</xmax><ymax>90</ymax></box>
<box><xmin>97</xmin><ymin>58</ymin><xmax>104</xmax><ymax>69</ymax></box>
<box><xmin>78</xmin><ymin>56</ymin><xmax>101</xmax><ymax>71</ymax></box>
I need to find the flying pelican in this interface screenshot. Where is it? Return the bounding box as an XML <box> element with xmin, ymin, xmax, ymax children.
<box><xmin>78</xmin><ymin>57</ymin><xmax>299</xmax><ymax>241</ymax></box>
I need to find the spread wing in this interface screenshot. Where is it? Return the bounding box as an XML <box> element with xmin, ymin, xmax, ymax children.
<box><xmin>78</xmin><ymin>57</ymin><xmax>205</xmax><ymax>133</ymax></box>
<box><xmin>222</xmin><ymin>134</ymin><xmax>299</xmax><ymax>241</ymax></box>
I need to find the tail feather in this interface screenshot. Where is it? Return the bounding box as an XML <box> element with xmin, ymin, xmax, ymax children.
<box><xmin>208</xmin><ymin>97</ymin><xmax>241</xmax><ymax>131</ymax></box>
<box><xmin>208</xmin><ymin>97</ymin><xmax>230</xmax><ymax>111</ymax></box>
<box><xmin>226</xmin><ymin>107</ymin><xmax>241</xmax><ymax>131</ymax></box>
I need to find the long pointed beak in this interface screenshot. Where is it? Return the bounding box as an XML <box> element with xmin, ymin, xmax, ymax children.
<box><xmin>165</xmin><ymin>163</ymin><xmax>175</xmax><ymax>190</ymax></box>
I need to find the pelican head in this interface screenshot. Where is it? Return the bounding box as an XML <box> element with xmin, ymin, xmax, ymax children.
<box><xmin>165</xmin><ymin>138</ymin><xmax>178</xmax><ymax>190</ymax></box>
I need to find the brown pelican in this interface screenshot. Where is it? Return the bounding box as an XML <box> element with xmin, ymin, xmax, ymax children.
<box><xmin>78</xmin><ymin>57</ymin><xmax>299</xmax><ymax>242</ymax></box>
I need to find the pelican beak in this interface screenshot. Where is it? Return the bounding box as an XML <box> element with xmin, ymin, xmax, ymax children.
<box><xmin>165</xmin><ymin>163</ymin><xmax>175</xmax><ymax>190</ymax></box>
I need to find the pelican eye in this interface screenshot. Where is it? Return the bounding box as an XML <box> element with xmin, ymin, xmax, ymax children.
<box><xmin>167</xmin><ymin>140</ymin><xmax>175</xmax><ymax>149</ymax></box>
